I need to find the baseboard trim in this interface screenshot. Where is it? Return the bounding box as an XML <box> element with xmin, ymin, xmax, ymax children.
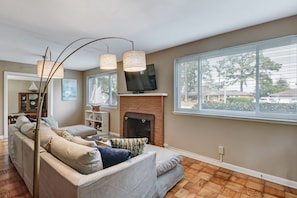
<box><xmin>168</xmin><ymin>146</ymin><xmax>297</xmax><ymax>189</ymax></box>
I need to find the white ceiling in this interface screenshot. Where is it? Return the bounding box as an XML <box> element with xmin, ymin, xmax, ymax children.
<box><xmin>0</xmin><ymin>0</ymin><xmax>297</xmax><ymax>71</ymax></box>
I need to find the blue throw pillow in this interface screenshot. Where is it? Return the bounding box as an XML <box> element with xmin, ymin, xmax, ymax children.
<box><xmin>95</xmin><ymin>146</ymin><xmax>131</xmax><ymax>169</ymax></box>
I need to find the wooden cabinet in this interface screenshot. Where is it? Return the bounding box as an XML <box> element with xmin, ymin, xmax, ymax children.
<box><xmin>85</xmin><ymin>110</ymin><xmax>109</xmax><ymax>135</ymax></box>
<box><xmin>18</xmin><ymin>92</ymin><xmax>47</xmax><ymax>118</ymax></box>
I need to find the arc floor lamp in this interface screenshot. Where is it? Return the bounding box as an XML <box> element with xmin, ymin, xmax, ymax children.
<box><xmin>33</xmin><ymin>37</ymin><xmax>146</xmax><ymax>198</ymax></box>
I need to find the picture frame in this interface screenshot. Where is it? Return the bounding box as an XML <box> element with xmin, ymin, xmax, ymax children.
<box><xmin>62</xmin><ymin>79</ymin><xmax>77</xmax><ymax>101</ymax></box>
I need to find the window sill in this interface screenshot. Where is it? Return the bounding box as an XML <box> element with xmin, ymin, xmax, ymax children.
<box><xmin>86</xmin><ymin>105</ymin><xmax>118</xmax><ymax>110</ymax></box>
<box><xmin>173</xmin><ymin>110</ymin><xmax>297</xmax><ymax>126</ymax></box>
<box><xmin>99</xmin><ymin>105</ymin><xmax>118</xmax><ymax>110</ymax></box>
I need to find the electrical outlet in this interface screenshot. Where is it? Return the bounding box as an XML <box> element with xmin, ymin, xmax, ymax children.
<box><xmin>218</xmin><ymin>146</ymin><xmax>224</xmax><ymax>155</ymax></box>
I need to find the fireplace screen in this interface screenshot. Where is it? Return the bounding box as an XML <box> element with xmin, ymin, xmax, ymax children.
<box><xmin>123</xmin><ymin>112</ymin><xmax>155</xmax><ymax>144</ymax></box>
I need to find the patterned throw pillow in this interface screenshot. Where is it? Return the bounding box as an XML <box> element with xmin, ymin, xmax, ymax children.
<box><xmin>110</xmin><ymin>138</ymin><xmax>148</xmax><ymax>157</ymax></box>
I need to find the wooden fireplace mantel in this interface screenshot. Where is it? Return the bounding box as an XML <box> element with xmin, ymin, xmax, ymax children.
<box><xmin>119</xmin><ymin>93</ymin><xmax>167</xmax><ymax>147</ymax></box>
<box><xmin>118</xmin><ymin>93</ymin><xmax>168</xmax><ymax>97</ymax></box>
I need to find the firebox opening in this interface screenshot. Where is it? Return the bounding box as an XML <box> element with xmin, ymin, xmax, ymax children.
<box><xmin>123</xmin><ymin>112</ymin><xmax>155</xmax><ymax>144</ymax></box>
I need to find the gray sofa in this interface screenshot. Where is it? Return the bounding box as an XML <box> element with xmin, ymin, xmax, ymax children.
<box><xmin>8</xmin><ymin>116</ymin><xmax>184</xmax><ymax>198</ymax></box>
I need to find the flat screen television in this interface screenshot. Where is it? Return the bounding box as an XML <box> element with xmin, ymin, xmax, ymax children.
<box><xmin>124</xmin><ymin>64</ymin><xmax>157</xmax><ymax>93</ymax></box>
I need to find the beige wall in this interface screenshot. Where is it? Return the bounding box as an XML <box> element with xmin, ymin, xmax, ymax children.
<box><xmin>117</xmin><ymin>16</ymin><xmax>297</xmax><ymax>182</ymax></box>
<box><xmin>53</xmin><ymin>70</ymin><xmax>84</xmax><ymax>127</ymax></box>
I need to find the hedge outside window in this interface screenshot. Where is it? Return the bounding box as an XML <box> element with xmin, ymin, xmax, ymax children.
<box><xmin>87</xmin><ymin>72</ymin><xmax>117</xmax><ymax>106</ymax></box>
<box><xmin>174</xmin><ymin>35</ymin><xmax>297</xmax><ymax>123</ymax></box>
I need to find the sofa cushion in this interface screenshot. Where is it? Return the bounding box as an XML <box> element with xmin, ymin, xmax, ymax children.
<box><xmin>110</xmin><ymin>138</ymin><xmax>148</xmax><ymax>157</ymax></box>
<box><xmin>39</xmin><ymin>124</ymin><xmax>59</xmax><ymax>151</ymax></box>
<box><xmin>20</xmin><ymin>122</ymin><xmax>35</xmax><ymax>139</ymax></box>
<box><xmin>15</xmin><ymin>115</ymin><xmax>30</xmax><ymax>129</ymax></box>
<box><xmin>50</xmin><ymin>136</ymin><xmax>103</xmax><ymax>174</ymax></box>
<box><xmin>95</xmin><ymin>146</ymin><xmax>131</xmax><ymax>169</ymax></box>
<box><xmin>20</xmin><ymin>122</ymin><xmax>58</xmax><ymax>150</ymax></box>
<box><xmin>144</xmin><ymin>144</ymin><xmax>182</xmax><ymax>176</ymax></box>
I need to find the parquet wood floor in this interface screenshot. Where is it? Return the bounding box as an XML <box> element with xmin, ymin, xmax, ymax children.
<box><xmin>165</xmin><ymin>157</ymin><xmax>297</xmax><ymax>198</ymax></box>
<box><xmin>0</xmin><ymin>138</ymin><xmax>296</xmax><ymax>198</ymax></box>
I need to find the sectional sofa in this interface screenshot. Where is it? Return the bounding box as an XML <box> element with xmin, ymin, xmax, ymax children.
<box><xmin>8</xmin><ymin>116</ymin><xmax>184</xmax><ymax>198</ymax></box>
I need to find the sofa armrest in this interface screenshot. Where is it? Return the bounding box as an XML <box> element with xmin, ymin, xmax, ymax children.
<box><xmin>39</xmin><ymin>151</ymin><xmax>158</xmax><ymax>198</ymax></box>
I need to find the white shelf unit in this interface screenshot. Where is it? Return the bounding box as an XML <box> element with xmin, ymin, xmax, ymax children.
<box><xmin>85</xmin><ymin>110</ymin><xmax>109</xmax><ymax>135</ymax></box>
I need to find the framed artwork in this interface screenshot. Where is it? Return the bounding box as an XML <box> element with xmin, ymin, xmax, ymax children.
<box><xmin>62</xmin><ymin>79</ymin><xmax>77</xmax><ymax>101</ymax></box>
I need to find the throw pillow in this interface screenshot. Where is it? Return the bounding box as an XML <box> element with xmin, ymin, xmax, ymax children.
<box><xmin>52</xmin><ymin>127</ymin><xmax>96</xmax><ymax>147</ymax></box>
<box><xmin>20</xmin><ymin>122</ymin><xmax>35</xmax><ymax>139</ymax></box>
<box><xmin>61</xmin><ymin>130</ymin><xmax>74</xmax><ymax>141</ymax></box>
<box><xmin>95</xmin><ymin>146</ymin><xmax>131</xmax><ymax>168</ymax></box>
<box><xmin>39</xmin><ymin>123</ymin><xmax>59</xmax><ymax>151</ymax></box>
<box><xmin>50</xmin><ymin>136</ymin><xmax>103</xmax><ymax>174</ymax></box>
<box><xmin>110</xmin><ymin>138</ymin><xmax>148</xmax><ymax>157</ymax></box>
<box><xmin>51</xmin><ymin>127</ymin><xmax>65</xmax><ymax>136</ymax></box>
<box><xmin>20</xmin><ymin>123</ymin><xmax>58</xmax><ymax>150</ymax></box>
<box><xmin>15</xmin><ymin>115</ymin><xmax>30</xmax><ymax>129</ymax></box>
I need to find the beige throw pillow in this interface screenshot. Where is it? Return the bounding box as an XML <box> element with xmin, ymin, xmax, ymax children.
<box><xmin>51</xmin><ymin>127</ymin><xmax>65</xmax><ymax>136</ymax></box>
<box><xmin>61</xmin><ymin>130</ymin><xmax>74</xmax><ymax>141</ymax></box>
<box><xmin>16</xmin><ymin>115</ymin><xmax>30</xmax><ymax>129</ymax></box>
<box><xmin>20</xmin><ymin>123</ymin><xmax>58</xmax><ymax>151</ymax></box>
<box><xmin>39</xmin><ymin>123</ymin><xmax>59</xmax><ymax>151</ymax></box>
<box><xmin>72</xmin><ymin>136</ymin><xmax>97</xmax><ymax>147</ymax></box>
<box><xmin>50</xmin><ymin>136</ymin><xmax>103</xmax><ymax>174</ymax></box>
<box><xmin>52</xmin><ymin>127</ymin><xmax>96</xmax><ymax>147</ymax></box>
<box><xmin>20</xmin><ymin>122</ymin><xmax>35</xmax><ymax>139</ymax></box>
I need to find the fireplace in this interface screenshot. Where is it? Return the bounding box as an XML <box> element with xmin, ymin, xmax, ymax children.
<box><xmin>123</xmin><ymin>112</ymin><xmax>155</xmax><ymax>144</ymax></box>
<box><xmin>119</xmin><ymin>93</ymin><xmax>167</xmax><ymax>147</ymax></box>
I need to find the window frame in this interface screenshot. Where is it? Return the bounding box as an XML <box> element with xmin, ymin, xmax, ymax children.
<box><xmin>86</xmin><ymin>71</ymin><xmax>117</xmax><ymax>107</ymax></box>
<box><xmin>174</xmin><ymin>35</ymin><xmax>297</xmax><ymax>123</ymax></box>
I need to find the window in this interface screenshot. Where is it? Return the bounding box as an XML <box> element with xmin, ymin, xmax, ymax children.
<box><xmin>174</xmin><ymin>35</ymin><xmax>297</xmax><ymax>123</ymax></box>
<box><xmin>87</xmin><ymin>72</ymin><xmax>117</xmax><ymax>106</ymax></box>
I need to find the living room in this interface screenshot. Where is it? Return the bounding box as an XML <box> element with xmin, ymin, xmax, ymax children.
<box><xmin>0</xmin><ymin>1</ymin><xmax>297</xmax><ymax>197</ymax></box>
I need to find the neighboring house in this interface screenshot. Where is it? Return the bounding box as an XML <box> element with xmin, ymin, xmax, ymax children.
<box><xmin>204</xmin><ymin>90</ymin><xmax>253</xmax><ymax>102</ymax></box>
<box><xmin>269</xmin><ymin>88</ymin><xmax>297</xmax><ymax>103</ymax></box>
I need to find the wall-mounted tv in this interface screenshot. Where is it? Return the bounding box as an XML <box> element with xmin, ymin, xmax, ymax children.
<box><xmin>124</xmin><ymin>64</ymin><xmax>157</xmax><ymax>93</ymax></box>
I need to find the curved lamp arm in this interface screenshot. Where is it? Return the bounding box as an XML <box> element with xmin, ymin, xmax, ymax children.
<box><xmin>33</xmin><ymin>36</ymin><xmax>140</xmax><ymax>198</ymax></box>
